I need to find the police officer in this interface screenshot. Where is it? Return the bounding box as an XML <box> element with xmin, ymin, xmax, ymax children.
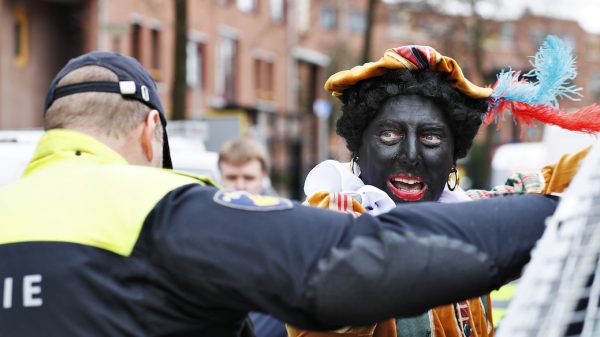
<box><xmin>0</xmin><ymin>52</ymin><xmax>557</xmax><ymax>337</ymax></box>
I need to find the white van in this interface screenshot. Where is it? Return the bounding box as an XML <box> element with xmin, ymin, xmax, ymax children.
<box><xmin>490</xmin><ymin>125</ymin><xmax>597</xmax><ymax>186</ymax></box>
<box><xmin>0</xmin><ymin>123</ymin><xmax>220</xmax><ymax>187</ymax></box>
<box><xmin>0</xmin><ymin>130</ymin><xmax>43</xmax><ymax>187</ymax></box>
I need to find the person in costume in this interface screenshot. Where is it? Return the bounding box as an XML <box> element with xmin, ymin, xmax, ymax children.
<box><xmin>1</xmin><ymin>51</ymin><xmax>565</xmax><ymax>337</ymax></box>
<box><xmin>289</xmin><ymin>36</ymin><xmax>600</xmax><ymax>337</ymax></box>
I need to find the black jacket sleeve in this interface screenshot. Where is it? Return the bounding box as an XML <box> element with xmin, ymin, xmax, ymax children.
<box><xmin>144</xmin><ymin>185</ymin><xmax>556</xmax><ymax>330</ymax></box>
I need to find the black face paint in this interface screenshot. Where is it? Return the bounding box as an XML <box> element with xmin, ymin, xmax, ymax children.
<box><xmin>358</xmin><ymin>95</ymin><xmax>454</xmax><ymax>204</ymax></box>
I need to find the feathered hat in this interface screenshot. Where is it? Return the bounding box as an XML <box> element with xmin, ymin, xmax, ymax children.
<box><xmin>324</xmin><ymin>35</ymin><xmax>600</xmax><ymax>134</ymax></box>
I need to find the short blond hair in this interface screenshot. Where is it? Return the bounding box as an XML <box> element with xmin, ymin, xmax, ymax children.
<box><xmin>218</xmin><ymin>138</ymin><xmax>270</xmax><ymax>172</ymax></box>
<box><xmin>45</xmin><ymin>65</ymin><xmax>156</xmax><ymax>140</ymax></box>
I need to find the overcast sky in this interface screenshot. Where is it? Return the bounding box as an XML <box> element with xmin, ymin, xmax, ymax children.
<box><xmin>384</xmin><ymin>0</ymin><xmax>600</xmax><ymax>34</ymax></box>
<box><xmin>487</xmin><ymin>0</ymin><xmax>600</xmax><ymax>34</ymax></box>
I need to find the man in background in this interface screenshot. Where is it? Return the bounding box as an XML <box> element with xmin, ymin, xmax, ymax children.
<box><xmin>218</xmin><ymin>137</ymin><xmax>275</xmax><ymax>195</ymax></box>
<box><xmin>218</xmin><ymin>137</ymin><xmax>286</xmax><ymax>337</ymax></box>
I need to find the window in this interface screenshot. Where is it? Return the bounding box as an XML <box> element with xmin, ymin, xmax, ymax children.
<box><xmin>320</xmin><ymin>6</ymin><xmax>337</xmax><ymax>30</ymax></box>
<box><xmin>187</xmin><ymin>41</ymin><xmax>206</xmax><ymax>89</ymax></box>
<box><xmin>587</xmin><ymin>37</ymin><xmax>600</xmax><ymax>61</ymax></box>
<box><xmin>530</xmin><ymin>27</ymin><xmax>545</xmax><ymax>47</ymax></box>
<box><xmin>130</xmin><ymin>23</ymin><xmax>142</xmax><ymax>62</ymax></box>
<box><xmin>254</xmin><ymin>59</ymin><xmax>261</xmax><ymax>92</ymax></box>
<box><xmin>216</xmin><ymin>35</ymin><xmax>238</xmax><ymax>102</ymax></box>
<box><xmin>254</xmin><ymin>58</ymin><xmax>275</xmax><ymax>101</ymax></box>
<box><xmin>14</xmin><ymin>21</ymin><xmax>21</xmax><ymax>55</ymax></box>
<box><xmin>150</xmin><ymin>28</ymin><xmax>161</xmax><ymax>72</ymax></box>
<box><xmin>500</xmin><ymin>23</ymin><xmax>514</xmax><ymax>45</ymax></box>
<box><xmin>270</xmin><ymin>0</ymin><xmax>285</xmax><ymax>24</ymax></box>
<box><xmin>112</xmin><ymin>36</ymin><xmax>121</xmax><ymax>53</ymax></box>
<box><xmin>13</xmin><ymin>5</ymin><xmax>29</xmax><ymax>67</ymax></box>
<box><xmin>388</xmin><ymin>11</ymin><xmax>410</xmax><ymax>40</ymax></box>
<box><xmin>265</xmin><ymin>61</ymin><xmax>274</xmax><ymax>99</ymax></box>
<box><xmin>561</xmin><ymin>33</ymin><xmax>576</xmax><ymax>49</ymax></box>
<box><xmin>589</xmin><ymin>72</ymin><xmax>600</xmax><ymax>102</ymax></box>
<box><xmin>349</xmin><ymin>9</ymin><xmax>365</xmax><ymax>34</ymax></box>
<box><xmin>237</xmin><ymin>0</ymin><xmax>256</xmax><ymax>12</ymax></box>
<box><xmin>297</xmin><ymin>1</ymin><xmax>310</xmax><ymax>34</ymax></box>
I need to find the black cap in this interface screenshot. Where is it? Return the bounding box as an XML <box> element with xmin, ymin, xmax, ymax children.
<box><xmin>44</xmin><ymin>51</ymin><xmax>173</xmax><ymax>169</ymax></box>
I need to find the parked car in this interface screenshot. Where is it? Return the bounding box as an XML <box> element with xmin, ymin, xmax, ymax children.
<box><xmin>0</xmin><ymin>123</ymin><xmax>220</xmax><ymax>187</ymax></box>
<box><xmin>490</xmin><ymin>125</ymin><xmax>596</xmax><ymax>187</ymax></box>
<box><xmin>0</xmin><ymin>130</ymin><xmax>43</xmax><ymax>187</ymax></box>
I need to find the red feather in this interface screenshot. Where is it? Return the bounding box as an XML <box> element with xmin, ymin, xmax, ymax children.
<box><xmin>484</xmin><ymin>100</ymin><xmax>600</xmax><ymax>134</ymax></box>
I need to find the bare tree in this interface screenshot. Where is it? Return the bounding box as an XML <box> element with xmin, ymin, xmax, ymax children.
<box><xmin>362</xmin><ymin>0</ymin><xmax>378</xmax><ymax>63</ymax></box>
<box><xmin>171</xmin><ymin>0</ymin><xmax>187</xmax><ymax>120</ymax></box>
<box><xmin>387</xmin><ymin>0</ymin><xmax>498</xmax><ymax>80</ymax></box>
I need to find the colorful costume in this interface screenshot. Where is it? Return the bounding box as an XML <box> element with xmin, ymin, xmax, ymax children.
<box><xmin>296</xmin><ymin>145</ymin><xmax>590</xmax><ymax>337</ymax></box>
<box><xmin>288</xmin><ymin>35</ymin><xmax>599</xmax><ymax>337</ymax></box>
<box><xmin>291</xmin><ymin>160</ymin><xmax>492</xmax><ymax>337</ymax></box>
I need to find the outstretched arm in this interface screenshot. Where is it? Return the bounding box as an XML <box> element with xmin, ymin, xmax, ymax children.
<box><xmin>145</xmin><ymin>186</ymin><xmax>556</xmax><ymax>330</ymax></box>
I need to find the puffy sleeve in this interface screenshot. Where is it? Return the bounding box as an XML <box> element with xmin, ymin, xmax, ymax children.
<box><xmin>142</xmin><ymin>185</ymin><xmax>556</xmax><ymax>330</ymax></box>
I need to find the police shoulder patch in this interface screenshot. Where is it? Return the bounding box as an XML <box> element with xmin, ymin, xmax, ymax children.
<box><xmin>213</xmin><ymin>190</ymin><xmax>293</xmax><ymax>211</ymax></box>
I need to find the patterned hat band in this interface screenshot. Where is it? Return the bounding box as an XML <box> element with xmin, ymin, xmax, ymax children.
<box><xmin>325</xmin><ymin>45</ymin><xmax>493</xmax><ymax>100</ymax></box>
<box><xmin>325</xmin><ymin>37</ymin><xmax>600</xmax><ymax>134</ymax></box>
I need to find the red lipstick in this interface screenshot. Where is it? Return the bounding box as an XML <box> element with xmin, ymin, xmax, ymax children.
<box><xmin>386</xmin><ymin>175</ymin><xmax>428</xmax><ymax>201</ymax></box>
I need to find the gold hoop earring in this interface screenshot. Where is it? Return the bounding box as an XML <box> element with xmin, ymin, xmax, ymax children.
<box><xmin>349</xmin><ymin>156</ymin><xmax>360</xmax><ymax>176</ymax></box>
<box><xmin>447</xmin><ymin>167</ymin><xmax>460</xmax><ymax>191</ymax></box>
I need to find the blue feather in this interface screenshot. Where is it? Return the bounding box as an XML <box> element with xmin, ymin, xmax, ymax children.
<box><xmin>492</xmin><ymin>69</ymin><xmax>537</xmax><ymax>104</ymax></box>
<box><xmin>491</xmin><ymin>35</ymin><xmax>582</xmax><ymax>107</ymax></box>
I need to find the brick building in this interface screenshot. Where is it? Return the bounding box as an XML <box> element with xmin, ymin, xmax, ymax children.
<box><xmin>1</xmin><ymin>0</ymin><xmax>599</xmax><ymax>196</ymax></box>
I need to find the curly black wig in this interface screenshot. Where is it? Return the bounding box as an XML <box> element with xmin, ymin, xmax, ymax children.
<box><xmin>336</xmin><ymin>69</ymin><xmax>488</xmax><ymax>160</ymax></box>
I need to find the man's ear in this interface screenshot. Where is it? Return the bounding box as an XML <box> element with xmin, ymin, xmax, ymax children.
<box><xmin>141</xmin><ymin>110</ymin><xmax>160</xmax><ymax>162</ymax></box>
